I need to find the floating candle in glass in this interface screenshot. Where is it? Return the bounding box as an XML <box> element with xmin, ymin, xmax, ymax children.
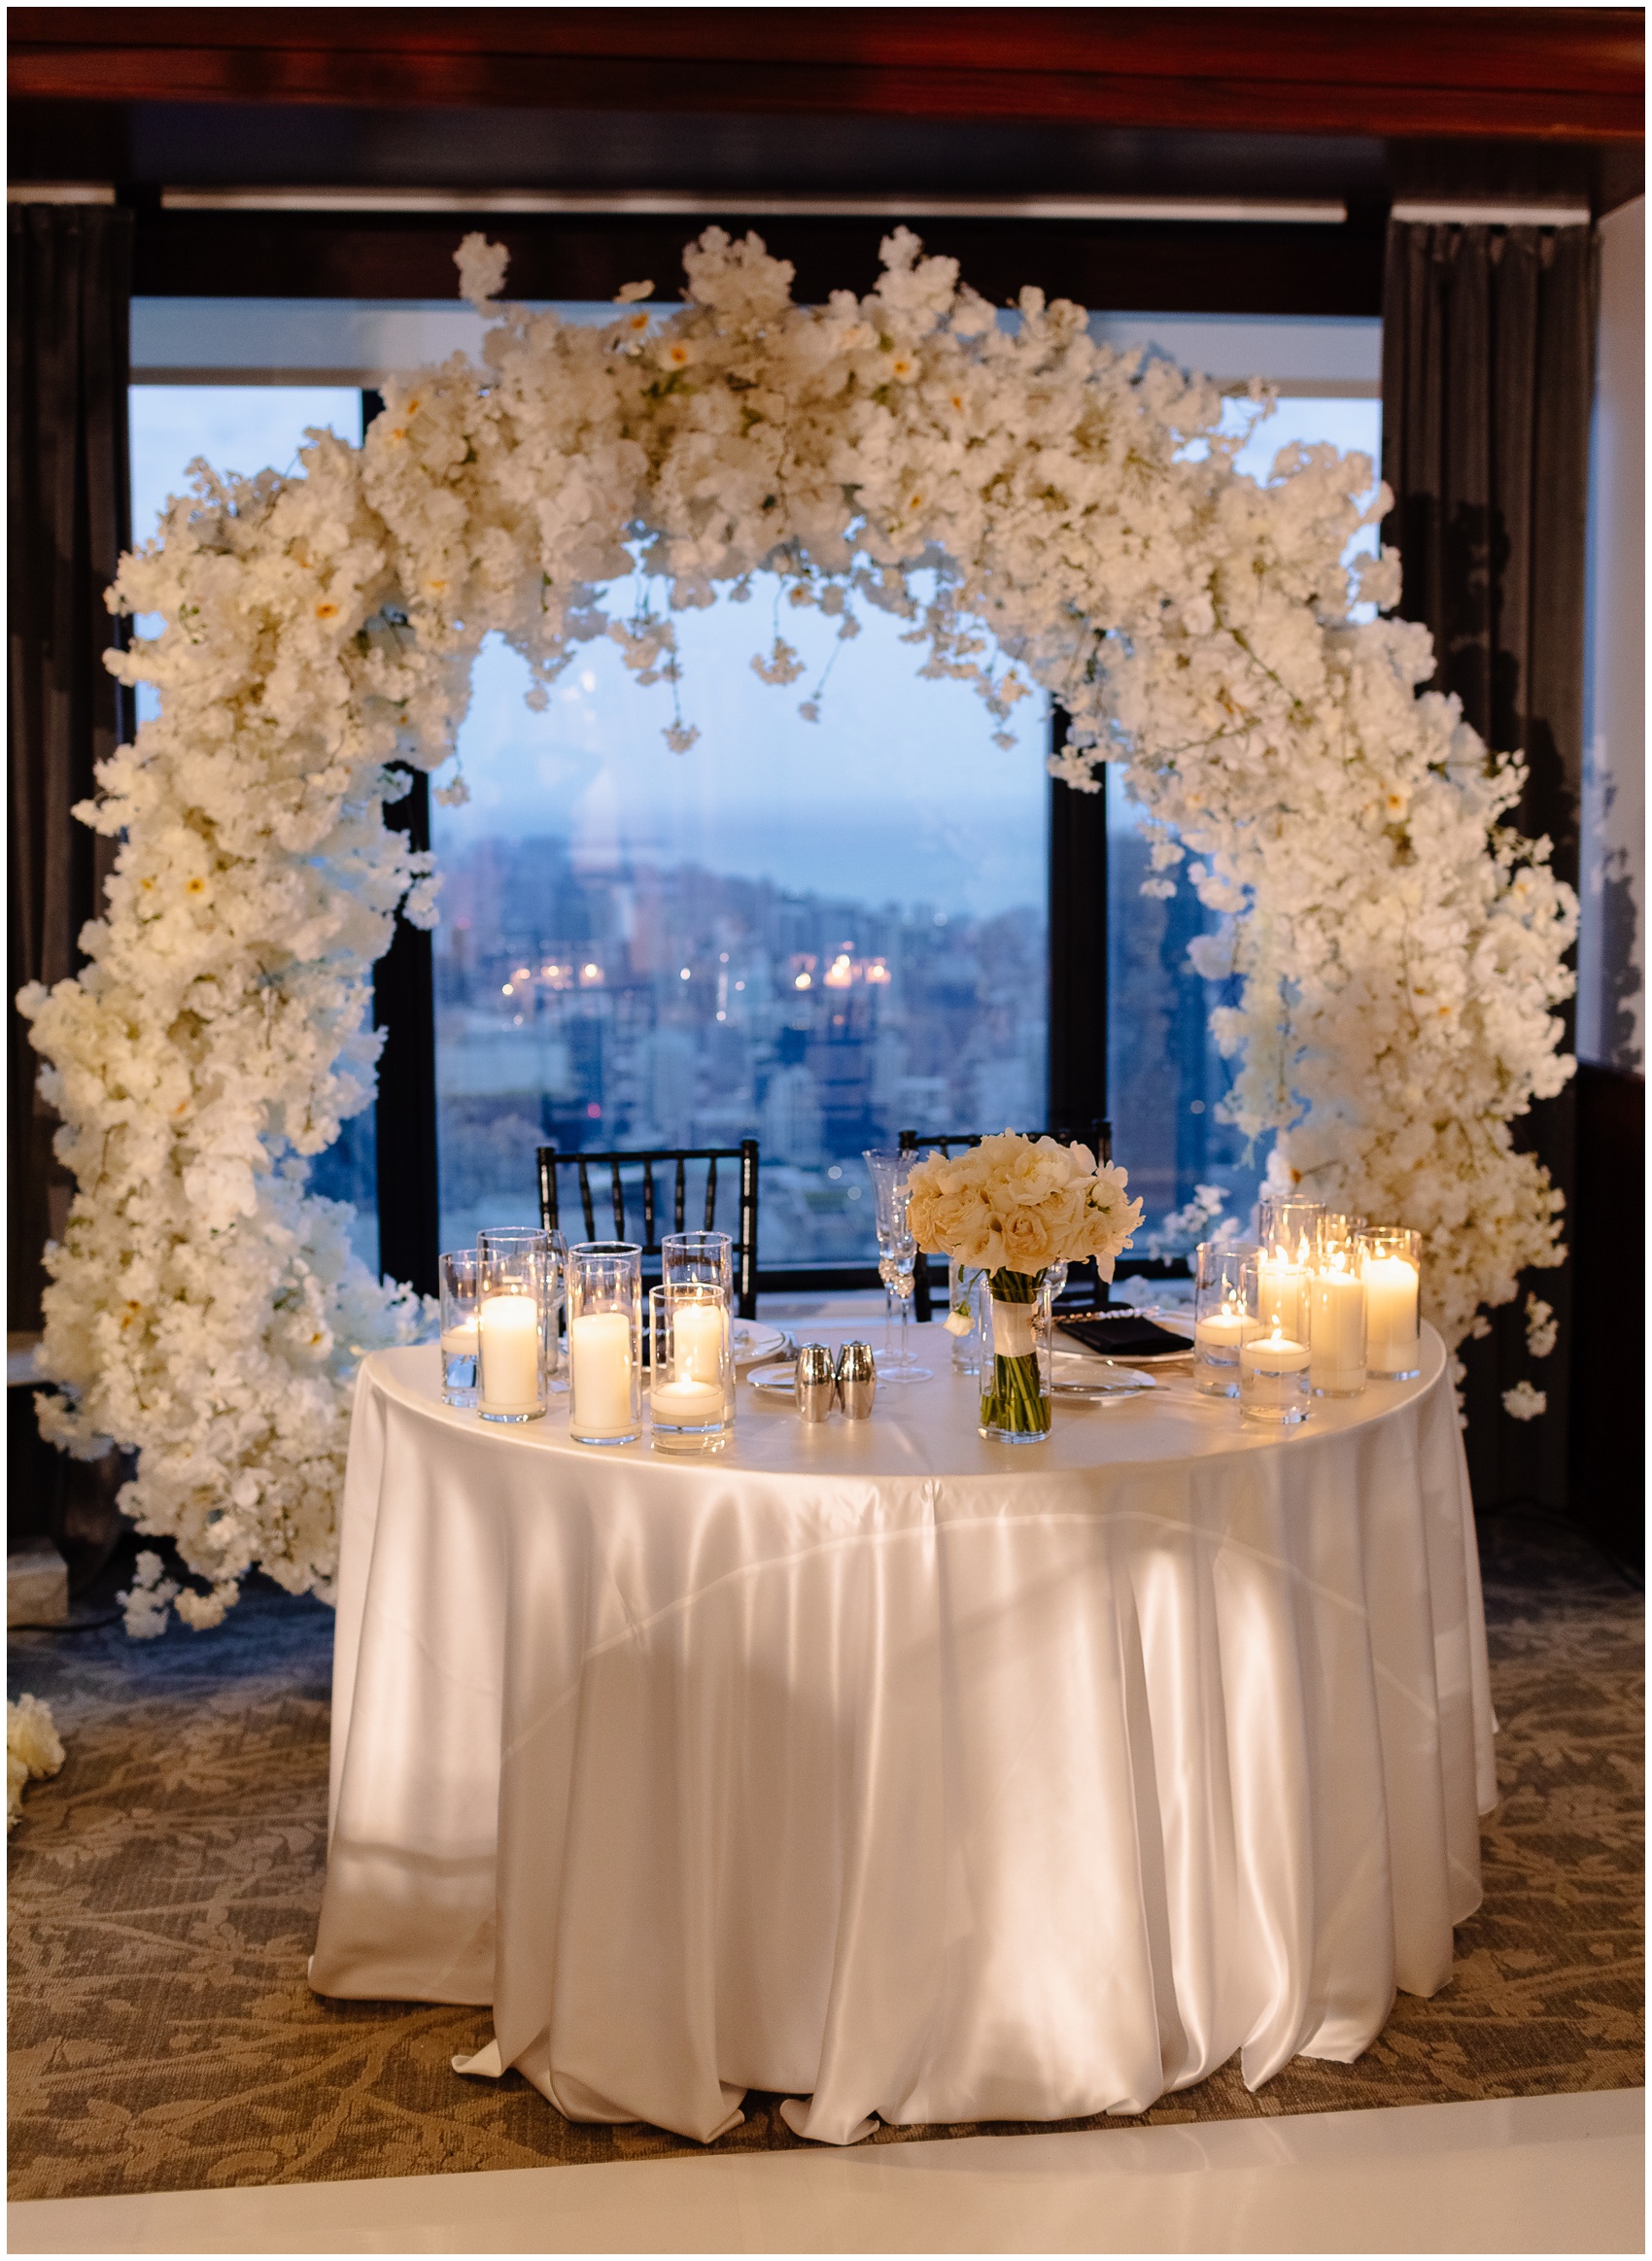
<box><xmin>648</xmin><ymin>1285</ymin><xmax>732</xmax><ymax>1452</ymax></box>
<box><xmin>1193</xmin><ymin>1239</ymin><xmax>1259</xmax><ymax>1398</ymax></box>
<box><xmin>439</xmin><ymin>1249</ymin><xmax>480</xmax><ymax>1408</ymax></box>
<box><xmin>1239</xmin><ymin>1315</ymin><xmax>1313</xmax><ymax>1425</ymax></box>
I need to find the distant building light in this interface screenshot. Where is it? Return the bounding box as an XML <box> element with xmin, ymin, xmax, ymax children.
<box><xmin>794</xmin><ymin>973</ymin><xmax>812</xmax><ymax>990</ymax></box>
<box><xmin>513</xmin><ymin>967</ymin><xmax>531</xmax><ymax>981</ymax></box>
<box><xmin>719</xmin><ymin>951</ymin><xmax>729</xmax><ymax>963</ymax></box>
<box><xmin>846</xmin><ymin>1184</ymin><xmax>861</xmax><ymax>1199</ymax></box>
<box><xmin>734</xmin><ymin>979</ymin><xmax>745</xmax><ymax>992</ymax></box>
<box><xmin>501</xmin><ymin>982</ymin><xmax>514</xmax><ymax>995</ymax></box>
<box><xmin>512</xmin><ymin>1013</ymin><xmax>524</xmax><ymax>1026</ymax></box>
<box><xmin>865</xmin><ymin>959</ymin><xmax>892</xmax><ymax>985</ymax></box>
<box><xmin>827</xmin><ymin>1165</ymin><xmax>842</xmax><ymax>1180</ymax></box>
<box><xmin>715</xmin><ymin>1010</ymin><xmax>727</xmax><ymax>1022</ymax></box>
<box><xmin>934</xmin><ymin>912</ymin><xmax>947</xmax><ymax>926</ymax></box>
<box><xmin>679</xmin><ymin>967</ymin><xmax>692</xmax><ymax>980</ymax></box>
<box><xmin>824</xmin><ymin>953</ymin><xmax>853</xmax><ymax>989</ymax></box>
<box><xmin>586</xmin><ymin>1101</ymin><xmax>602</xmax><ymax>1118</ymax></box>
<box><xmin>579</xmin><ymin>962</ymin><xmax>603</xmax><ymax>986</ymax></box>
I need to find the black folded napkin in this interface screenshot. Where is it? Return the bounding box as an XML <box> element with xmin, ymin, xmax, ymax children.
<box><xmin>1057</xmin><ymin>1313</ymin><xmax>1191</xmax><ymax>1360</ymax></box>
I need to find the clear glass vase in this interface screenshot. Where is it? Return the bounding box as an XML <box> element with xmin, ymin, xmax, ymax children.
<box><xmin>979</xmin><ymin>1269</ymin><xmax>1052</xmax><ymax>1442</ymax></box>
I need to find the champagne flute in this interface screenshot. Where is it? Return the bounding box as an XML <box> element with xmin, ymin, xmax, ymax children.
<box><xmin>861</xmin><ymin>1149</ymin><xmax>932</xmax><ymax>1382</ymax></box>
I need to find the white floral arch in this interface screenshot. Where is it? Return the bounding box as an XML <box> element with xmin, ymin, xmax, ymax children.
<box><xmin>19</xmin><ymin>229</ymin><xmax>1574</xmax><ymax>1632</ymax></box>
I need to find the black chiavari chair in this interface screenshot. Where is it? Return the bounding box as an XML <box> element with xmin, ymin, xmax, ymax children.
<box><xmin>536</xmin><ymin>1141</ymin><xmax>760</xmax><ymax>1319</ymax></box>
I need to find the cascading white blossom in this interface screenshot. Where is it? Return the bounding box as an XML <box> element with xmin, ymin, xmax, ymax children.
<box><xmin>17</xmin><ymin>227</ymin><xmax>1574</xmax><ymax>1631</ymax></box>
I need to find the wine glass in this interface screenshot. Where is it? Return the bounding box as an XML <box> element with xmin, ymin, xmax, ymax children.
<box><xmin>861</xmin><ymin>1149</ymin><xmax>932</xmax><ymax>1382</ymax></box>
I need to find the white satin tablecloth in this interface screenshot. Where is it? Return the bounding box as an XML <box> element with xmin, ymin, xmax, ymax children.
<box><xmin>311</xmin><ymin>1323</ymin><xmax>1495</xmax><ymax>2146</ymax></box>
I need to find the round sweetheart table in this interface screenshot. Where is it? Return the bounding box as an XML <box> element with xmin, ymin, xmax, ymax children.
<box><xmin>310</xmin><ymin>1321</ymin><xmax>1495</xmax><ymax>2147</ymax></box>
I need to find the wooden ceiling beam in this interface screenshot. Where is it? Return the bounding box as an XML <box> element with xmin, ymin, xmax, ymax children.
<box><xmin>9</xmin><ymin>8</ymin><xmax>1643</xmax><ymax>143</ymax></box>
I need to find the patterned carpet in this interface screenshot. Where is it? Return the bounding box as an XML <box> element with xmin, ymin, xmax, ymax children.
<box><xmin>8</xmin><ymin>1511</ymin><xmax>1642</xmax><ymax>2201</ymax></box>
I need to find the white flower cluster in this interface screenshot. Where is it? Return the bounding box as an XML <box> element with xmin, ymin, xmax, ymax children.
<box><xmin>907</xmin><ymin>1131</ymin><xmax>1144</xmax><ymax>1280</ymax></box>
<box><xmin>8</xmin><ymin>1695</ymin><xmax>65</xmax><ymax>1830</ymax></box>
<box><xmin>17</xmin><ymin>227</ymin><xmax>1573</xmax><ymax>1629</ymax></box>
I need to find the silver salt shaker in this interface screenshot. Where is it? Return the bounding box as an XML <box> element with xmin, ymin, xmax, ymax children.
<box><xmin>795</xmin><ymin>1342</ymin><xmax>837</xmax><ymax>1422</ymax></box>
<box><xmin>836</xmin><ymin>1341</ymin><xmax>877</xmax><ymax>1420</ymax></box>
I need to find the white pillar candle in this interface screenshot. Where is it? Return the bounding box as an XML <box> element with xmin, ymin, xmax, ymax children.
<box><xmin>1309</xmin><ymin>1267</ymin><xmax>1366</xmax><ymax>1394</ymax></box>
<box><xmin>478</xmin><ymin>1295</ymin><xmax>540</xmax><ymax>1412</ymax></box>
<box><xmin>650</xmin><ymin>1378</ymin><xmax>725</xmax><ymax>1425</ymax></box>
<box><xmin>671</xmin><ymin>1300</ymin><xmax>726</xmax><ymax>1386</ymax></box>
<box><xmin>1256</xmin><ymin>1258</ymin><xmax>1305</xmax><ymax>1338</ymax></box>
<box><xmin>1364</xmin><ymin>1255</ymin><xmax>1421</xmax><ymax>1374</ymax></box>
<box><xmin>570</xmin><ymin>1309</ymin><xmax>636</xmax><ymax>1435</ymax></box>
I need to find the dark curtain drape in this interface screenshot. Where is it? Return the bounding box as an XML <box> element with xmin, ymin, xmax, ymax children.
<box><xmin>8</xmin><ymin>203</ymin><xmax>133</xmax><ymax>1332</ymax></box>
<box><xmin>1381</xmin><ymin>219</ymin><xmax>1599</xmax><ymax>1516</ymax></box>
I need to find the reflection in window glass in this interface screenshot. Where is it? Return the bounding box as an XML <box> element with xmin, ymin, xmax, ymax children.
<box><xmin>127</xmin><ymin>387</ymin><xmax>379</xmax><ymax>1272</ymax></box>
<box><xmin>1107</xmin><ymin>396</ymin><xmax>1383</xmax><ymax>1248</ymax></box>
<box><xmin>431</xmin><ymin>586</ymin><xmax>1050</xmax><ymax>1262</ymax></box>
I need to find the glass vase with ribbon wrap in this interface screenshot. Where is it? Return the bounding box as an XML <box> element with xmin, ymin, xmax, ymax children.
<box><xmin>980</xmin><ymin>1266</ymin><xmax>1054</xmax><ymax>1441</ymax></box>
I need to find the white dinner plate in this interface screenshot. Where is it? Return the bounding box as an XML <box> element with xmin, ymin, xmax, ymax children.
<box><xmin>745</xmin><ymin>1360</ymin><xmax>800</xmax><ymax>1394</ymax></box>
<box><xmin>733</xmin><ymin>1322</ymin><xmax>790</xmax><ymax>1367</ymax></box>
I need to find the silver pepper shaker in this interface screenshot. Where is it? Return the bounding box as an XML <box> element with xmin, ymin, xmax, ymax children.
<box><xmin>836</xmin><ymin>1341</ymin><xmax>877</xmax><ymax>1420</ymax></box>
<box><xmin>795</xmin><ymin>1342</ymin><xmax>837</xmax><ymax>1422</ymax></box>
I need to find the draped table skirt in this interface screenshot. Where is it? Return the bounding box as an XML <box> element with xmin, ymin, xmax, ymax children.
<box><xmin>311</xmin><ymin>1324</ymin><xmax>1495</xmax><ymax>2146</ymax></box>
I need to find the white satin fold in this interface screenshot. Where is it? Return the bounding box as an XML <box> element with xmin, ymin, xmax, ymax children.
<box><xmin>312</xmin><ymin>1328</ymin><xmax>1493</xmax><ymax>2146</ymax></box>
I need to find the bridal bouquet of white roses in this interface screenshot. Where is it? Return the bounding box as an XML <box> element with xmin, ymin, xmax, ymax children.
<box><xmin>906</xmin><ymin>1132</ymin><xmax>1143</xmax><ymax>1439</ymax></box>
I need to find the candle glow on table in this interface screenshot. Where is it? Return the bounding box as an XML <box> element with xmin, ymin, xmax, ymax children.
<box><xmin>1309</xmin><ymin>1259</ymin><xmax>1366</xmax><ymax>1396</ymax></box>
<box><xmin>570</xmin><ymin>1310</ymin><xmax>637</xmax><ymax>1436</ymax></box>
<box><xmin>1363</xmin><ymin>1253</ymin><xmax>1421</xmax><ymax>1376</ymax></box>
<box><xmin>478</xmin><ymin>1295</ymin><xmax>541</xmax><ymax>1415</ymax></box>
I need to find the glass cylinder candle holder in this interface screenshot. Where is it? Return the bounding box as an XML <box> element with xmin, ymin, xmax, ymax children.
<box><xmin>568</xmin><ymin>1242</ymin><xmax>642</xmax><ymax>1445</ymax></box>
<box><xmin>476</xmin><ymin>1239</ymin><xmax>550</xmax><ymax>1424</ymax></box>
<box><xmin>661</xmin><ymin>1229</ymin><xmax>733</xmax><ymax>1303</ymax></box>
<box><xmin>1316</xmin><ymin>1211</ymin><xmax>1366</xmax><ymax>1263</ymax></box>
<box><xmin>439</xmin><ymin>1250</ymin><xmax>480</xmax><ymax>1408</ymax></box>
<box><xmin>479</xmin><ymin>1225</ymin><xmax>556</xmax><ymax>1401</ymax></box>
<box><xmin>1358</xmin><ymin>1226</ymin><xmax>1423</xmax><ymax>1381</ymax></box>
<box><xmin>544</xmin><ymin>1228</ymin><xmax>569</xmax><ymax>1392</ymax></box>
<box><xmin>1238</xmin><ymin>1257</ymin><xmax>1312</xmax><ymax>1424</ymax></box>
<box><xmin>648</xmin><ymin>1286</ymin><xmax>732</xmax><ymax>1452</ymax></box>
<box><xmin>1192</xmin><ymin>1240</ymin><xmax>1259</xmax><ymax>1398</ymax></box>
<box><xmin>1308</xmin><ymin>1247</ymin><xmax>1367</xmax><ymax>1397</ymax></box>
<box><xmin>1256</xmin><ymin>1197</ymin><xmax>1325</xmax><ymax>1273</ymax></box>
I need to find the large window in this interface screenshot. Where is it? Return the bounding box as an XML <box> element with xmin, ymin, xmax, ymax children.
<box><xmin>430</xmin><ymin>593</ymin><xmax>1048</xmax><ymax>1262</ymax></box>
<box><xmin>128</xmin><ymin>352</ymin><xmax>1378</xmax><ymax>1277</ymax></box>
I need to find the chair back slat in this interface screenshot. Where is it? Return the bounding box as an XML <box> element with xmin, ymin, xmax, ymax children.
<box><xmin>535</xmin><ymin>1141</ymin><xmax>762</xmax><ymax>1319</ymax></box>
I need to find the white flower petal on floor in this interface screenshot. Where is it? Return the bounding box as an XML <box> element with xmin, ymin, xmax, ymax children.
<box><xmin>16</xmin><ymin>228</ymin><xmax>1574</xmax><ymax>1629</ymax></box>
